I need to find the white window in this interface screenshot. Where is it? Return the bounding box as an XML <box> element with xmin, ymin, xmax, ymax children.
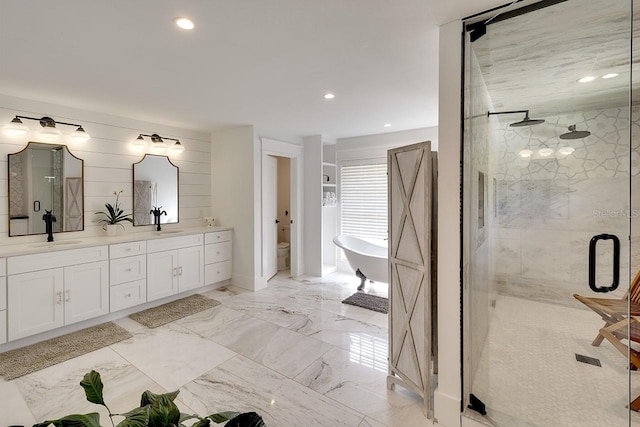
<box><xmin>340</xmin><ymin>162</ymin><xmax>388</xmax><ymax>241</ymax></box>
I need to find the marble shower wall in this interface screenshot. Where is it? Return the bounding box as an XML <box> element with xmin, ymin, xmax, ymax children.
<box><xmin>490</xmin><ymin>106</ymin><xmax>638</xmax><ymax>305</ymax></box>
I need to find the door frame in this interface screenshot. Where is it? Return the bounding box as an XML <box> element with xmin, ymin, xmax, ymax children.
<box><xmin>261</xmin><ymin>138</ymin><xmax>303</xmax><ymax>278</ymax></box>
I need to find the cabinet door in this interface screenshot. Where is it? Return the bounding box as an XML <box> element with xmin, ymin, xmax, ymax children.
<box><xmin>147</xmin><ymin>250</ymin><xmax>178</xmax><ymax>301</ymax></box>
<box><xmin>8</xmin><ymin>268</ymin><xmax>64</xmax><ymax>341</ymax></box>
<box><xmin>178</xmin><ymin>246</ymin><xmax>204</xmax><ymax>292</ymax></box>
<box><xmin>64</xmin><ymin>261</ymin><xmax>109</xmax><ymax>325</ymax></box>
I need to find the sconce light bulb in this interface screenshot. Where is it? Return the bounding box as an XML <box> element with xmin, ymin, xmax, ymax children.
<box><xmin>132</xmin><ymin>134</ymin><xmax>148</xmax><ymax>148</ymax></box>
<box><xmin>4</xmin><ymin>117</ymin><xmax>28</xmax><ymax>136</ymax></box>
<box><xmin>39</xmin><ymin>126</ymin><xmax>61</xmax><ymax>141</ymax></box>
<box><xmin>171</xmin><ymin>141</ymin><xmax>185</xmax><ymax>154</ymax></box>
<box><xmin>538</xmin><ymin>148</ymin><xmax>554</xmax><ymax>157</ymax></box>
<box><xmin>70</xmin><ymin>126</ymin><xmax>91</xmax><ymax>143</ymax></box>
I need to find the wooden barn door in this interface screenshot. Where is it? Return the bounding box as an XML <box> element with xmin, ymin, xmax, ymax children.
<box><xmin>387</xmin><ymin>141</ymin><xmax>432</xmax><ymax>418</ymax></box>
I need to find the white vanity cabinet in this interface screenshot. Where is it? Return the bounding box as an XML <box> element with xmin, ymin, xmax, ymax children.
<box><xmin>146</xmin><ymin>234</ymin><xmax>204</xmax><ymax>302</ymax></box>
<box><xmin>109</xmin><ymin>241</ymin><xmax>147</xmax><ymax>312</ymax></box>
<box><xmin>7</xmin><ymin>246</ymin><xmax>109</xmax><ymax>341</ymax></box>
<box><xmin>0</xmin><ymin>259</ymin><xmax>7</xmax><ymax>344</ymax></box>
<box><xmin>205</xmin><ymin>230</ymin><xmax>232</xmax><ymax>285</ymax></box>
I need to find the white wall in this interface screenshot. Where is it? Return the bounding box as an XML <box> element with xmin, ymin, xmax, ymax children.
<box><xmin>0</xmin><ymin>93</ymin><xmax>211</xmax><ymax>246</ymax></box>
<box><xmin>336</xmin><ymin>127</ymin><xmax>438</xmax><ymax>162</ymax></box>
<box><xmin>435</xmin><ymin>20</ymin><xmax>463</xmax><ymax>427</ymax></box>
<box><xmin>211</xmin><ymin>125</ymin><xmax>257</xmax><ymax>290</ymax></box>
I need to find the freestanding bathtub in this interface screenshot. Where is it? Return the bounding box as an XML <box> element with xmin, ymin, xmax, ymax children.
<box><xmin>333</xmin><ymin>235</ymin><xmax>388</xmax><ymax>290</ymax></box>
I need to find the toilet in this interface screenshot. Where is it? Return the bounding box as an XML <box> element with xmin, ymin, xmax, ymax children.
<box><xmin>277</xmin><ymin>224</ymin><xmax>290</xmax><ymax>271</ymax></box>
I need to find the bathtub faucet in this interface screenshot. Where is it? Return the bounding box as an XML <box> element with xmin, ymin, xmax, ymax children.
<box><xmin>150</xmin><ymin>207</ymin><xmax>167</xmax><ymax>231</ymax></box>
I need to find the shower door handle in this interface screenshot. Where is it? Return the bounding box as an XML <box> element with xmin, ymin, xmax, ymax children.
<box><xmin>588</xmin><ymin>233</ymin><xmax>620</xmax><ymax>293</ymax></box>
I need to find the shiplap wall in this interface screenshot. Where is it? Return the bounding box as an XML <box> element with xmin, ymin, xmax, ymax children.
<box><xmin>0</xmin><ymin>94</ymin><xmax>211</xmax><ymax>245</ymax></box>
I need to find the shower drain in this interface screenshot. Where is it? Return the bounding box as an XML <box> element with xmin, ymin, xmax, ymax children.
<box><xmin>575</xmin><ymin>353</ymin><xmax>602</xmax><ymax>367</ymax></box>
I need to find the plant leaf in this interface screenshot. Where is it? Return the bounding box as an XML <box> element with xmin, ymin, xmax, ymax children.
<box><xmin>224</xmin><ymin>412</ymin><xmax>266</xmax><ymax>427</ymax></box>
<box><xmin>190</xmin><ymin>420</ymin><xmax>211</xmax><ymax>427</ymax></box>
<box><xmin>207</xmin><ymin>411</ymin><xmax>240</xmax><ymax>423</ymax></box>
<box><xmin>147</xmin><ymin>395</ymin><xmax>181</xmax><ymax>427</ymax></box>
<box><xmin>140</xmin><ymin>389</ymin><xmax>180</xmax><ymax>407</ymax></box>
<box><xmin>115</xmin><ymin>406</ymin><xmax>150</xmax><ymax>427</ymax></box>
<box><xmin>80</xmin><ymin>371</ymin><xmax>106</xmax><ymax>407</ymax></box>
<box><xmin>33</xmin><ymin>413</ymin><xmax>101</xmax><ymax>427</ymax></box>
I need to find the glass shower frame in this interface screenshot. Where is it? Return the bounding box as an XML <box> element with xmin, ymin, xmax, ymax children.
<box><xmin>461</xmin><ymin>0</ymin><xmax>635</xmax><ymax>425</ymax></box>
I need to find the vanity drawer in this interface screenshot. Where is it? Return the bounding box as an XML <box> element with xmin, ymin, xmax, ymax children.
<box><xmin>8</xmin><ymin>246</ymin><xmax>108</xmax><ymax>275</ymax></box>
<box><xmin>205</xmin><ymin>241</ymin><xmax>232</xmax><ymax>264</ymax></box>
<box><xmin>0</xmin><ymin>311</ymin><xmax>6</xmax><ymax>345</ymax></box>
<box><xmin>110</xmin><ymin>241</ymin><xmax>146</xmax><ymax>259</ymax></box>
<box><xmin>147</xmin><ymin>234</ymin><xmax>203</xmax><ymax>253</ymax></box>
<box><xmin>0</xmin><ymin>276</ymin><xmax>6</xmax><ymax>311</ymax></box>
<box><xmin>110</xmin><ymin>255</ymin><xmax>146</xmax><ymax>286</ymax></box>
<box><xmin>110</xmin><ymin>279</ymin><xmax>147</xmax><ymax>312</ymax></box>
<box><xmin>205</xmin><ymin>260</ymin><xmax>232</xmax><ymax>285</ymax></box>
<box><xmin>205</xmin><ymin>231</ymin><xmax>232</xmax><ymax>244</ymax></box>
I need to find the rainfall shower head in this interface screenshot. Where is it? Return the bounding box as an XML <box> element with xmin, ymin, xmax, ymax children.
<box><xmin>487</xmin><ymin>110</ymin><xmax>545</xmax><ymax>127</ymax></box>
<box><xmin>560</xmin><ymin>124</ymin><xmax>590</xmax><ymax>140</ymax></box>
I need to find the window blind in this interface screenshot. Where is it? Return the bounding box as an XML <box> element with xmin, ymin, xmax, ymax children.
<box><xmin>340</xmin><ymin>163</ymin><xmax>388</xmax><ymax>241</ymax></box>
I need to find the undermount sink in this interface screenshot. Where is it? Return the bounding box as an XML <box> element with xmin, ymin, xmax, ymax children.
<box><xmin>154</xmin><ymin>229</ymin><xmax>184</xmax><ymax>235</ymax></box>
<box><xmin>31</xmin><ymin>239</ymin><xmax>83</xmax><ymax>248</ymax></box>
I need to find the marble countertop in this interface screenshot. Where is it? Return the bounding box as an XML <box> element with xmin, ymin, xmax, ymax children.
<box><xmin>0</xmin><ymin>225</ymin><xmax>233</xmax><ymax>258</ymax></box>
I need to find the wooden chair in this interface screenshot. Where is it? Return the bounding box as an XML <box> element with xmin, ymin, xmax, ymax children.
<box><xmin>573</xmin><ymin>269</ymin><xmax>640</xmax><ymax>346</ymax></box>
<box><xmin>599</xmin><ymin>317</ymin><xmax>640</xmax><ymax>411</ymax></box>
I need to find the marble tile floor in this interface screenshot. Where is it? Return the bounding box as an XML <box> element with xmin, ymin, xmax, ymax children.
<box><xmin>469</xmin><ymin>294</ymin><xmax>640</xmax><ymax>427</ymax></box>
<box><xmin>0</xmin><ymin>271</ymin><xmax>432</xmax><ymax>427</ymax></box>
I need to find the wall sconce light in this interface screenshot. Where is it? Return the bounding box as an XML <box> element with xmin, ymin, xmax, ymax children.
<box><xmin>3</xmin><ymin>115</ymin><xmax>91</xmax><ymax>142</ymax></box>
<box><xmin>134</xmin><ymin>133</ymin><xmax>185</xmax><ymax>154</ymax></box>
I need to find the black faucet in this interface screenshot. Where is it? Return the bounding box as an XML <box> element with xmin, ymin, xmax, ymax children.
<box><xmin>42</xmin><ymin>209</ymin><xmax>57</xmax><ymax>242</ymax></box>
<box><xmin>150</xmin><ymin>207</ymin><xmax>167</xmax><ymax>231</ymax></box>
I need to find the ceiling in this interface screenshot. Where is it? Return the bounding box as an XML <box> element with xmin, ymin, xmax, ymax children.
<box><xmin>0</xmin><ymin>0</ymin><xmax>468</xmax><ymax>140</ymax></box>
<box><xmin>472</xmin><ymin>0</ymin><xmax>640</xmax><ymax>119</ymax></box>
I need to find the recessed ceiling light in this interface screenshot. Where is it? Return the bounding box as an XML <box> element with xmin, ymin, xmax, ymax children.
<box><xmin>175</xmin><ymin>17</ymin><xmax>195</xmax><ymax>30</ymax></box>
<box><xmin>384</xmin><ymin>123</ymin><xmax>391</xmax><ymax>128</ymax></box>
<box><xmin>577</xmin><ymin>76</ymin><xmax>596</xmax><ymax>83</ymax></box>
<box><xmin>324</xmin><ymin>93</ymin><xmax>335</xmax><ymax>99</ymax></box>
<box><xmin>602</xmin><ymin>73</ymin><xmax>619</xmax><ymax>79</ymax></box>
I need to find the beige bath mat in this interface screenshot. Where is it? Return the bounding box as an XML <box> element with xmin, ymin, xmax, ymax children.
<box><xmin>129</xmin><ymin>294</ymin><xmax>221</xmax><ymax>328</ymax></box>
<box><xmin>0</xmin><ymin>322</ymin><xmax>132</xmax><ymax>380</ymax></box>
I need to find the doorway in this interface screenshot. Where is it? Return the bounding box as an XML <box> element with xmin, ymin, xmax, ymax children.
<box><xmin>462</xmin><ymin>1</ymin><xmax>636</xmax><ymax>425</ymax></box>
<box><xmin>261</xmin><ymin>138</ymin><xmax>303</xmax><ymax>281</ymax></box>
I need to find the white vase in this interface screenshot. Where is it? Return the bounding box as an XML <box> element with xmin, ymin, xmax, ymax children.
<box><xmin>105</xmin><ymin>224</ymin><xmax>120</xmax><ymax>236</ymax></box>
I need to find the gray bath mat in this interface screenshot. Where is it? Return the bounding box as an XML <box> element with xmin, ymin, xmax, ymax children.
<box><xmin>130</xmin><ymin>294</ymin><xmax>221</xmax><ymax>328</ymax></box>
<box><xmin>0</xmin><ymin>322</ymin><xmax>132</xmax><ymax>380</ymax></box>
<box><xmin>342</xmin><ymin>292</ymin><xmax>388</xmax><ymax>314</ymax></box>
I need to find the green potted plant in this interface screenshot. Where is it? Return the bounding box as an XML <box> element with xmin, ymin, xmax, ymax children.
<box><xmin>35</xmin><ymin>370</ymin><xmax>266</xmax><ymax>427</ymax></box>
<box><xmin>95</xmin><ymin>190</ymin><xmax>133</xmax><ymax>236</ymax></box>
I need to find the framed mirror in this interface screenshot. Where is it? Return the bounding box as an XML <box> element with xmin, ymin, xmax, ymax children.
<box><xmin>8</xmin><ymin>142</ymin><xmax>84</xmax><ymax>236</ymax></box>
<box><xmin>133</xmin><ymin>154</ymin><xmax>179</xmax><ymax>226</ymax></box>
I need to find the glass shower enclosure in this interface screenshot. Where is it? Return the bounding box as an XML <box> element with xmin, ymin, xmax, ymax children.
<box><xmin>462</xmin><ymin>0</ymin><xmax>638</xmax><ymax>425</ymax></box>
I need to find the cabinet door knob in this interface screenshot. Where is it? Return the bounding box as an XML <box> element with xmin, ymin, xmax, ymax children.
<box><xmin>125</xmin><ymin>293</ymin><xmax>132</xmax><ymax>298</ymax></box>
<box><xmin>125</xmin><ymin>268</ymin><xmax>132</xmax><ymax>272</ymax></box>
<box><xmin>56</xmin><ymin>291</ymin><xmax>63</xmax><ymax>305</ymax></box>
<box><xmin>178</xmin><ymin>266</ymin><xmax>183</xmax><ymax>276</ymax></box>
<box><xmin>65</xmin><ymin>290</ymin><xmax>71</xmax><ymax>302</ymax></box>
